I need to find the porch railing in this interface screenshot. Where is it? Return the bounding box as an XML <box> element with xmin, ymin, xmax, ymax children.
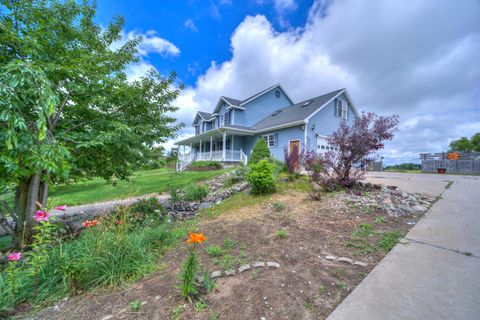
<box><xmin>176</xmin><ymin>149</ymin><xmax>248</xmax><ymax>172</ymax></box>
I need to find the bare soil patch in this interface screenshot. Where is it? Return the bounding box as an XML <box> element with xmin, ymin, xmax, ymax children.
<box><xmin>33</xmin><ymin>183</ymin><xmax>429</xmax><ymax>320</ymax></box>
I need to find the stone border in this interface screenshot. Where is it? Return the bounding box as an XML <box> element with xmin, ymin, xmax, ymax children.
<box><xmin>325</xmin><ymin>255</ymin><xmax>368</xmax><ymax>267</ymax></box>
<box><xmin>210</xmin><ymin>261</ymin><xmax>280</xmax><ymax>279</ymax></box>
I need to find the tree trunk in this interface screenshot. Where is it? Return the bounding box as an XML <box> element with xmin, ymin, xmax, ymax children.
<box><xmin>13</xmin><ymin>172</ymin><xmax>41</xmax><ymax>249</ymax></box>
<box><xmin>39</xmin><ymin>179</ymin><xmax>49</xmax><ymax>207</ymax></box>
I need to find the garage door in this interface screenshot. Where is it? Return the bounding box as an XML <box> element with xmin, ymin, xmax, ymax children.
<box><xmin>316</xmin><ymin>136</ymin><xmax>337</xmax><ymax>154</ymax></box>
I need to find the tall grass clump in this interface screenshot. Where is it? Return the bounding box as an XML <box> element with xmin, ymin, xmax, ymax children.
<box><xmin>0</xmin><ymin>203</ymin><xmax>186</xmax><ymax>317</ymax></box>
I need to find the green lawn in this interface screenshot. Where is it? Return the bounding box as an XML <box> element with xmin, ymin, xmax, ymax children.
<box><xmin>0</xmin><ymin>167</ymin><xmax>226</xmax><ymax>207</ymax></box>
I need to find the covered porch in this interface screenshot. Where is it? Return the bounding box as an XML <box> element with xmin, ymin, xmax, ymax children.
<box><xmin>175</xmin><ymin>128</ymin><xmax>253</xmax><ymax>171</ymax></box>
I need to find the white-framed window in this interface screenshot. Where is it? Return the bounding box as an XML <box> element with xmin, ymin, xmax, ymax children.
<box><xmin>335</xmin><ymin>99</ymin><xmax>348</xmax><ymax>120</ymax></box>
<box><xmin>262</xmin><ymin>134</ymin><xmax>275</xmax><ymax>147</ymax></box>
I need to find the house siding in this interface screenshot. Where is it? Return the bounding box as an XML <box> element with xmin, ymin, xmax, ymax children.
<box><xmin>243</xmin><ymin>125</ymin><xmax>305</xmax><ymax>161</ymax></box>
<box><xmin>306</xmin><ymin>93</ymin><xmax>357</xmax><ymax>152</ymax></box>
<box><xmin>235</xmin><ymin>89</ymin><xmax>292</xmax><ymax>127</ymax></box>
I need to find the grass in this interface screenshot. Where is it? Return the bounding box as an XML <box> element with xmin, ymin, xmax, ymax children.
<box><xmin>347</xmin><ymin>223</ymin><xmax>404</xmax><ymax>254</ymax></box>
<box><xmin>0</xmin><ymin>236</ymin><xmax>12</xmax><ymax>250</ymax></box>
<box><xmin>276</xmin><ymin>229</ymin><xmax>287</xmax><ymax>239</ymax></box>
<box><xmin>0</xmin><ymin>167</ymin><xmax>225</xmax><ymax>207</ymax></box>
<box><xmin>0</xmin><ymin>212</ymin><xmax>191</xmax><ymax>315</ymax></box>
<box><xmin>205</xmin><ymin>245</ymin><xmax>224</xmax><ymax>257</ymax></box>
<box><xmin>199</xmin><ymin>177</ymin><xmax>309</xmax><ymax>219</ymax></box>
<box><xmin>445</xmin><ymin>180</ymin><xmax>454</xmax><ymax>189</ymax></box>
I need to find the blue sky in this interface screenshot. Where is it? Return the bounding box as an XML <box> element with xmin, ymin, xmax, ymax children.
<box><xmin>97</xmin><ymin>0</ymin><xmax>314</xmax><ymax>86</ymax></box>
<box><xmin>96</xmin><ymin>0</ymin><xmax>480</xmax><ymax>165</ymax></box>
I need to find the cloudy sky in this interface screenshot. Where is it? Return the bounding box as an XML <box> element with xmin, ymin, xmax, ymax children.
<box><xmin>98</xmin><ymin>0</ymin><xmax>480</xmax><ymax>164</ymax></box>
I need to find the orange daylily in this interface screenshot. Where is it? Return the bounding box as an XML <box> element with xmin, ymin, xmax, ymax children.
<box><xmin>448</xmin><ymin>152</ymin><xmax>460</xmax><ymax>160</ymax></box>
<box><xmin>185</xmin><ymin>233</ymin><xmax>207</xmax><ymax>244</ymax></box>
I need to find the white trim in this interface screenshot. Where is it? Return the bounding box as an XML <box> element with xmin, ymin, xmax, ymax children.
<box><xmin>232</xmin><ymin>109</ymin><xmax>235</xmax><ymax>125</ymax></box>
<box><xmin>226</xmin><ymin>105</ymin><xmax>246</xmax><ymax>111</ymax></box>
<box><xmin>304</xmin><ymin>123</ymin><xmax>308</xmax><ymax>148</ymax></box>
<box><xmin>239</xmin><ymin>84</ymin><xmax>294</xmax><ymax>106</ymax></box>
<box><xmin>261</xmin><ymin>133</ymin><xmax>276</xmax><ymax>148</ymax></box>
<box><xmin>255</xmin><ymin>120</ymin><xmax>305</xmax><ymax>133</ymax></box>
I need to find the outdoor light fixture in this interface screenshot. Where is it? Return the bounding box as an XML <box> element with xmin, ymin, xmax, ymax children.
<box><xmin>311</xmin><ymin>124</ymin><xmax>316</xmax><ymax>131</ymax></box>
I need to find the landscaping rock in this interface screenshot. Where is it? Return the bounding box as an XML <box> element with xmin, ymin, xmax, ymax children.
<box><xmin>353</xmin><ymin>261</ymin><xmax>368</xmax><ymax>267</ymax></box>
<box><xmin>253</xmin><ymin>261</ymin><xmax>266</xmax><ymax>268</ymax></box>
<box><xmin>198</xmin><ymin>202</ymin><xmax>213</xmax><ymax>210</ymax></box>
<box><xmin>211</xmin><ymin>271</ymin><xmax>222</xmax><ymax>279</ymax></box>
<box><xmin>101</xmin><ymin>315</ymin><xmax>113</xmax><ymax>320</ymax></box>
<box><xmin>337</xmin><ymin>257</ymin><xmax>354</xmax><ymax>264</ymax></box>
<box><xmin>224</xmin><ymin>269</ymin><xmax>236</xmax><ymax>276</ymax></box>
<box><xmin>412</xmin><ymin>205</ymin><xmax>426</xmax><ymax>213</ymax></box>
<box><xmin>267</xmin><ymin>262</ymin><xmax>280</xmax><ymax>269</ymax></box>
<box><xmin>239</xmin><ymin>264</ymin><xmax>250</xmax><ymax>273</ymax></box>
<box><xmin>325</xmin><ymin>255</ymin><xmax>337</xmax><ymax>261</ymax></box>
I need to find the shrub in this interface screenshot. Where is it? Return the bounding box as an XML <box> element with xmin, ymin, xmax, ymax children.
<box><xmin>190</xmin><ymin>161</ymin><xmax>222</xmax><ymax>168</ymax></box>
<box><xmin>248</xmin><ymin>139</ymin><xmax>270</xmax><ymax>165</ymax></box>
<box><xmin>246</xmin><ymin>160</ymin><xmax>276</xmax><ymax>195</ymax></box>
<box><xmin>268</xmin><ymin>157</ymin><xmax>287</xmax><ymax>174</ymax></box>
<box><xmin>311</xmin><ymin>112</ymin><xmax>399</xmax><ymax>189</ymax></box>
<box><xmin>302</xmin><ymin>150</ymin><xmax>331</xmax><ymax>200</ymax></box>
<box><xmin>181</xmin><ymin>184</ymin><xmax>209</xmax><ymax>201</ymax></box>
<box><xmin>127</xmin><ymin>197</ymin><xmax>165</xmax><ymax>227</ymax></box>
<box><xmin>284</xmin><ymin>146</ymin><xmax>302</xmax><ymax>175</ymax></box>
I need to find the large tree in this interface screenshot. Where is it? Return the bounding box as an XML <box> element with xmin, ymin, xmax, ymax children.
<box><xmin>449</xmin><ymin>133</ymin><xmax>480</xmax><ymax>152</ymax></box>
<box><xmin>0</xmin><ymin>0</ymin><xmax>183</xmax><ymax>246</ymax></box>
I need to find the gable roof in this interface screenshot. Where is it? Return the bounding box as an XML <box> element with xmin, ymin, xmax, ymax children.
<box><xmin>222</xmin><ymin>96</ymin><xmax>242</xmax><ymax>106</ymax></box>
<box><xmin>251</xmin><ymin>88</ymin><xmax>346</xmax><ymax>130</ymax></box>
<box><xmin>192</xmin><ymin>111</ymin><xmax>214</xmax><ymax>125</ymax></box>
<box><xmin>239</xmin><ymin>83</ymin><xmax>293</xmax><ymax>106</ymax></box>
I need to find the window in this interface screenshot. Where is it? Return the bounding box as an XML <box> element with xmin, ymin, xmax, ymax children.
<box><xmin>335</xmin><ymin>99</ymin><xmax>348</xmax><ymax>120</ymax></box>
<box><xmin>224</xmin><ymin>111</ymin><xmax>230</xmax><ymax>126</ymax></box>
<box><xmin>262</xmin><ymin>134</ymin><xmax>275</xmax><ymax>147</ymax></box>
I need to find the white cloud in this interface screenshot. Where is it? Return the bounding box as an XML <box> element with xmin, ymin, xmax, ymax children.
<box><xmin>274</xmin><ymin>0</ymin><xmax>297</xmax><ymax>13</ymax></box>
<box><xmin>124</xmin><ymin>61</ymin><xmax>156</xmax><ymax>81</ymax></box>
<box><xmin>169</xmin><ymin>0</ymin><xmax>480</xmax><ymax>164</ymax></box>
<box><xmin>184</xmin><ymin>19</ymin><xmax>198</xmax><ymax>32</ymax></box>
<box><xmin>111</xmin><ymin>29</ymin><xmax>180</xmax><ymax>81</ymax></box>
<box><xmin>138</xmin><ymin>30</ymin><xmax>180</xmax><ymax>57</ymax></box>
<box><xmin>113</xmin><ymin>29</ymin><xmax>180</xmax><ymax>57</ymax></box>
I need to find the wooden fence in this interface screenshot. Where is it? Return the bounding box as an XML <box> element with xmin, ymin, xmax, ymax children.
<box><xmin>420</xmin><ymin>152</ymin><xmax>480</xmax><ymax>174</ymax></box>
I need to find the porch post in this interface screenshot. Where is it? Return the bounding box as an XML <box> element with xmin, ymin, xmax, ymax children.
<box><xmin>200</xmin><ymin>139</ymin><xmax>202</xmax><ymax>159</ymax></box>
<box><xmin>231</xmin><ymin>135</ymin><xmax>234</xmax><ymax>160</ymax></box>
<box><xmin>210</xmin><ymin>135</ymin><xmax>213</xmax><ymax>160</ymax></box>
<box><xmin>222</xmin><ymin>131</ymin><xmax>226</xmax><ymax>161</ymax></box>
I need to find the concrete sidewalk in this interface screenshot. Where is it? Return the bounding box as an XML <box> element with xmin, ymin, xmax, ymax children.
<box><xmin>328</xmin><ymin>174</ymin><xmax>480</xmax><ymax>320</ymax></box>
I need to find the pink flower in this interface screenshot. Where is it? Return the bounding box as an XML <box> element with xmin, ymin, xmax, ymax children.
<box><xmin>33</xmin><ymin>210</ymin><xmax>50</xmax><ymax>222</ymax></box>
<box><xmin>55</xmin><ymin>205</ymin><xmax>67</xmax><ymax>211</ymax></box>
<box><xmin>8</xmin><ymin>252</ymin><xmax>22</xmax><ymax>261</ymax></box>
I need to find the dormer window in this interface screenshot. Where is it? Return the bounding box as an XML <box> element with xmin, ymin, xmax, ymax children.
<box><xmin>335</xmin><ymin>99</ymin><xmax>348</xmax><ymax>120</ymax></box>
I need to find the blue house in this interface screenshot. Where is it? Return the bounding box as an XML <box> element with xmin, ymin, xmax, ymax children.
<box><xmin>175</xmin><ymin>84</ymin><xmax>359</xmax><ymax>171</ymax></box>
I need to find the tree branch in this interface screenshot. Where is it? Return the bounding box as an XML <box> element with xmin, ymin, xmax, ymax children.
<box><xmin>51</xmin><ymin>92</ymin><xmax>71</xmax><ymax>129</ymax></box>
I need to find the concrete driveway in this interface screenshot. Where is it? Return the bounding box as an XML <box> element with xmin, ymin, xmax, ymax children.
<box><xmin>328</xmin><ymin>172</ymin><xmax>480</xmax><ymax>320</ymax></box>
